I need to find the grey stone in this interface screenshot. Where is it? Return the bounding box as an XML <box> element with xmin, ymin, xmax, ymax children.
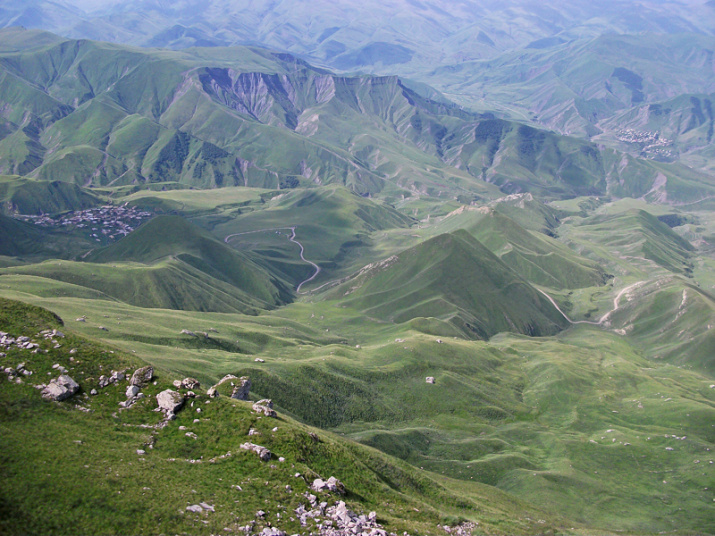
<box><xmin>110</xmin><ymin>371</ymin><xmax>125</xmax><ymax>383</ymax></box>
<box><xmin>199</xmin><ymin>502</ymin><xmax>215</xmax><ymax>512</ymax></box>
<box><xmin>42</xmin><ymin>375</ymin><xmax>80</xmax><ymax>401</ymax></box>
<box><xmin>425</xmin><ymin>376</ymin><xmax>436</xmax><ymax>384</ymax></box>
<box><xmin>206</xmin><ymin>373</ymin><xmax>238</xmax><ymax>398</ymax></box>
<box><xmin>240</xmin><ymin>442</ymin><xmax>271</xmax><ymax>461</ymax></box>
<box><xmin>156</xmin><ymin>389</ymin><xmax>185</xmax><ymax>414</ymax></box>
<box><xmin>181</xmin><ymin>377</ymin><xmax>200</xmax><ymax>390</ymax></box>
<box><xmin>231</xmin><ymin>376</ymin><xmax>250</xmax><ymax>400</ymax></box>
<box><xmin>126</xmin><ymin>385</ymin><xmax>140</xmax><ymax>398</ymax></box>
<box><xmin>312</xmin><ymin>476</ymin><xmax>345</xmax><ymax>494</ymax></box>
<box><xmin>130</xmin><ymin>366</ymin><xmax>153</xmax><ymax>387</ymax></box>
<box><xmin>252</xmin><ymin>399</ymin><xmax>276</xmax><ymax>417</ymax></box>
<box><xmin>186</xmin><ymin>504</ymin><xmax>203</xmax><ymax>513</ymax></box>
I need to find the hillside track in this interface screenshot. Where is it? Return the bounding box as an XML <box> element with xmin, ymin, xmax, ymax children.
<box><xmin>538</xmin><ymin>280</ymin><xmax>647</xmax><ymax>326</ymax></box>
<box><xmin>224</xmin><ymin>226</ymin><xmax>320</xmax><ymax>293</ymax></box>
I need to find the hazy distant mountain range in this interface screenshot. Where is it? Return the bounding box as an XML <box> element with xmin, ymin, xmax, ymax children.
<box><xmin>3</xmin><ymin>0</ymin><xmax>714</xmax><ymax>171</ymax></box>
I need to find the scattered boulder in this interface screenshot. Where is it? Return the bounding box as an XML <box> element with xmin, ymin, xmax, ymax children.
<box><xmin>156</xmin><ymin>389</ymin><xmax>185</xmax><ymax>414</ymax></box>
<box><xmin>252</xmin><ymin>399</ymin><xmax>276</xmax><ymax>417</ymax></box>
<box><xmin>311</xmin><ymin>476</ymin><xmax>345</xmax><ymax>494</ymax></box>
<box><xmin>206</xmin><ymin>373</ymin><xmax>238</xmax><ymax>398</ymax></box>
<box><xmin>110</xmin><ymin>370</ymin><xmax>125</xmax><ymax>382</ymax></box>
<box><xmin>426</xmin><ymin>376</ymin><xmax>436</xmax><ymax>384</ymax></box>
<box><xmin>42</xmin><ymin>375</ymin><xmax>80</xmax><ymax>401</ymax></box>
<box><xmin>186</xmin><ymin>504</ymin><xmax>203</xmax><ymax>513</ymax></box>
<box><xmin>181</xmin><ymin>377</ymin><xmax>200</xmax><ymax>390</ymax></box>
<box><xmin>130</xmin><ymin>366</ymin><xmax>153</xmax><ymax>387</ymax></box>
<box><xmin>260</xmin><ymin>528</ymin><xmax>285</xmax><ymax>536</ymax></box>
<box><xmin>126</xmin><ymin>385</ymin><xmax>140</xmax><ymax>398</ymax></box>
<box><xmin>240</xmin><ymin>442</ymin><xmax>271</xmax><ymax>461</ymax></box>
<box><xmin>231</xmin><ymin>376</ymin><xmax>250</xmax><ymax>400</ymax></box>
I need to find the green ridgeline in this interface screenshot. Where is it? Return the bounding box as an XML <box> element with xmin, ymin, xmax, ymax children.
<box><xmin>325</xmin><ymin>230</ymin><xmax>569</xmax><ymax>339</ymax></box>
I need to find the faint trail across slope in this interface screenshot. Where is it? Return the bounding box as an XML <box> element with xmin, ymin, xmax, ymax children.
<box><xmin>538</xmin><ymin>280</ymin><xmax>646</xmax><ymax>326</ymax></box>
<box><xmin>224</xmin><ymin>227</ymin><xmax>320</xmax><ymax>293</ymax></box>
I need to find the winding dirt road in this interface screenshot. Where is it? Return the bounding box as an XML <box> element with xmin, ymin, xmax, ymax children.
<box><xmin>224</xmin><ymin>227</ymin><xmax>321</xmax><ymax>294</ymax></box>
<box><xmin>538</xmin><ymin>281</ymin><xmax>646</xmax><ymax>326</ymax></box>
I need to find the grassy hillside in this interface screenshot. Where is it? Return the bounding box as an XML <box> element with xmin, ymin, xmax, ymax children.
<box><xmin>426</xmin><ymin>206</ymin><xmax>606</xmax><ymax>289</ymax></box>
<box><xmin>0</xmin><ymin>213</ymin><xmax>95</xmax><ymax>259</ymax></box>
<box><xmin>560</xmin><ymin>209</ymin><xmax>695</xmax><ymax>277</ymax></box>
<box><xmin>0</xmin><ymin>297</ymin><xmax>565</xmax><ymax>536</ymax></box>
<box><xmin>1</xmin><ymin>215</ymin><xmax>293</xmax><ymax>313</ymax></box>
<box><xmin>325</xmin><ymin>230</ymin><xmax>569</xmax><ymax>339</ymax></box>
<box><xmin>0</xmin><ymin>175</ymin><xmax>101</xmax><ymax>215</ymax></box>
<box><xmin>2</xmin><ymin>282</ymin><xmax>713</xmax><ymax>534</ymax></box>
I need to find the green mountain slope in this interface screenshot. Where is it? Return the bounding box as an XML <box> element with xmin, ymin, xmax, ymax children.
<box><xmin>0</xmin><ymin>175</ymin><xmax>100</xmax><ymax>214</ymax></box>
<box><xmin>88</xmin><ymin>214</ymin><xmax>293</xmax><ymax>308</ymax></box>
<box><xmin>562</xmin><ymin>209</ymin><xmax>695</xmax><ymax>276</ymax></box>
<box><xmin>327</xmin><ymin>230</ymin><xmax>569</xmax><ymax>339</ymax></box>
<box><xmin>431</xmin><ymin>207</ymin><xmax>607</xmax><ymax>289</ymax></box>
<box><xmin>2</xmin><ymin>215</ymin><xmax>292</xmax><ymax>313</ymax></box>
<box><xmin>0</xmin><ymin>212</ymin><xmax>94</xmax><ymax>258</ymax></box>
<box><xmin>606</xmin><ymin>277</ymin><xmax>715</xmax><ymax>375</ymax></box>
<box><xmin>1</xmin><ymin>28</ymin><xmax>712</xmax><ymax>205</ymax></box>
<box><xmin>0</xmin><ymin>297</ymin><xmax>563</xmax><ymax>536</ymax></box>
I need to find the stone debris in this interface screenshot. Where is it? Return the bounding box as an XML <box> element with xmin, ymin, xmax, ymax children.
<box><xmin>311</xmin><ymin>476</ymin><xmax>345</xmax><ymax>495</ymax></box>
<box><xmin>156</xmin><ymin>389</ymin><xmax>185</xmax><ymax>415</ymax></box>
<box><xmin>260</xmin><ymin>528</ymin><xmax>285</xmax><ymax>536</ymax></box>
<box><xmin>441</xmin><ymin>521</ymin><xmax>479</xmax><ymax>535</ymax></box>
<box><xmin>181</xmin><ymin>329</ymin><xmax>197</xmax><ymax>337</ymax></box>
<box><xmin>252</xmin><ymin>399</ymin><xmax>277</xmax><ymax>417</ymax></box>
<box><xmin>240</xmin><ymin>442</ymin><xmax>271</xmax><ymax>461</ymax></box>
<box><xmin>425</xmin><ymin>377</ymin><xmax>435</xmax><ymax>384</ymax></box>
<box><xmin>293</xmin><ymin>494</ymin><xmax>392</xmax><ymax>536</ymax></box>
<box><xmin>254</xmin><ymin>358</ymin><xmax>265</xmax><ymax>363</ymax></box>
<box><xmin>130</xmin><ymin>366</ymin><xmax>154</xmax><ymax>387</ymax></box>
<box><xmin>181</xmin><ymin>377</ymin><xmax>200</xmax><ymax>390</ymax></box>
<box><xmin>42</xmin><ymin>375</ymin><xmax>80</xmax><ymax>401</ymax></box>
<box><xmin>1</xmin><ymin>333</ymin><xmax>42</xmax><ymax>352</ymax></box>
<box><xmin>98</xmin><ymin>370</ymin><xmax>126</xmax><ymax>388</ymax></box>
